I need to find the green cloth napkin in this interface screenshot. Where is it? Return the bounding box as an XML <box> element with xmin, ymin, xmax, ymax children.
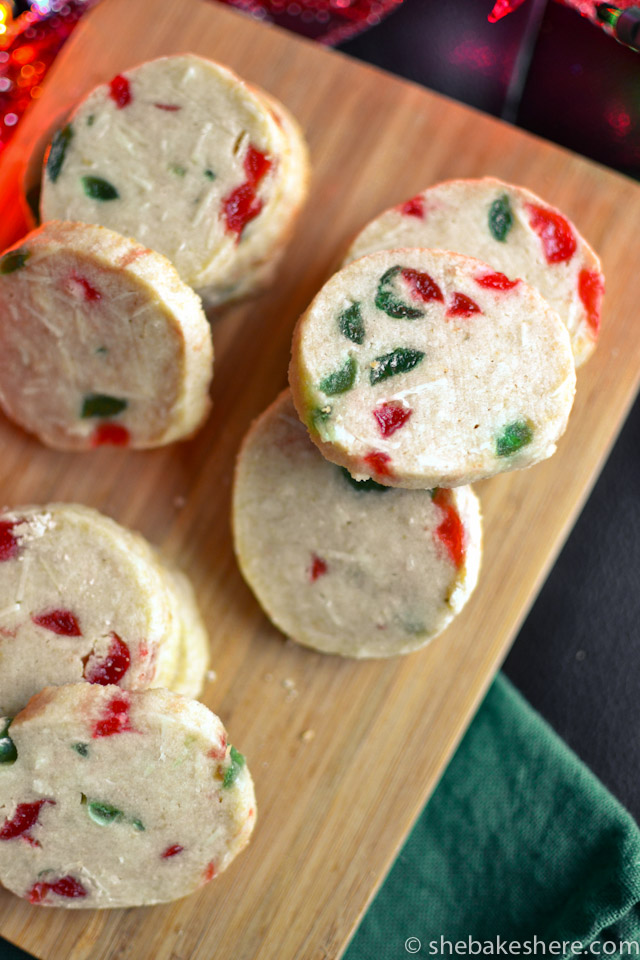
<box><xmin>345</xmin><ymin>672</ymin><xmax>640</xmax><ymax>959</ymax></box>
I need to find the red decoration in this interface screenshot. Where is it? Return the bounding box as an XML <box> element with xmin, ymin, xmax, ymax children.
<box><xmin>109</xmin><ymin>74</ymin><xmax>131</xmax><ymax>108</ymax></box>
<box><xmin>373</xmin><ymin>401</ymin><xmax>412</xmax><ymax>437</ymax></box>
<box><xmin>398</xmin><ymin>195</ymin><xmax>425</xmax><ymax>219</ymax></box>
<box><xmin>578</xmin><ymin>268</ymin><xmax>605</xmax><ymax>336</ymax></box>
<box><xmin>0</xmin><ymin>1</ymin><xmax>99</xmax><ymax>158</ymax></box>
<box><xmin>203</xmin><ymin>862</ymin><xmax>217</xmax><ymax>883</ymax></box>
<box><xmin>32</xmin><ymin>609</ymin><xmax>82</xmax><ymax>636</ymax></box>
<box><xmin>92</xmin><ymin>694</ymin><xmax>133</xmax><ymax>738</ymax></box>
<box><xmin>68</xmin><ymin>273</ymin><xmax>102</xmax><ymax>302</ymax></box>
<box><xmin>90</xmin><ymin>423</ymin><xmax>130</xmax><ymax>447</ymax></box>
<box><xmin>526</xmin><ymin>203</ymin><xmax>577</xmax><ymax>264</ymax></box>
<box><xmin>309</xmin><ymin>553</ymin><xmax>328</xmax><ymax>582</ymax></box>
<box><xmin>84</xmin><ymin>634</ymin><xmax>131</xmax><ymax>685</ymax></box>
<box><xmin>363</xmin><ymin>451</ymin><xmax>393</xmax><ymax>477</ymax></box>
<box><xmin>28</xmin><ymin>875</ymin><xmax>87</xmax><ymax>903</ymax></box>
<box><xmin>401</xmin><ymin>267</ymin><xmax>444</xmax><ymax>304</ymax></box>
<box><xmin>212</xmin><ymin>0</ymin><xmax>405</xmax><ymax>45</ymax></box>
<box><xmin>162</xmin><ymin>844</ymin><xmax>184</xmax><ymax>859</ymax></box>
<box><xmin>432</xmin><ymin>488</ymin><xmax>466</xmax><ymax>570</ymax></box>
<box><xmin>222</xmin><ymin>143</ymin><xmax>272</xmax><ymax>239</ymax></box>
<box><xmin>475</xmin><ymin>271</ymin><xmax>520</xmax><ymax>291</ymax></box>
<box><xmin>0</xmin><ymin>520</ymin><xmax>19</xmax><ymax>561</ymax></box>
<box><xmin>447</xmin><ymin>293</ymin><xmax>481</xmax><ymax>318</ymax></box>
<box><xmin>0</xmin><ymin>799</ymin><xmax>54</xmax><ymax>840</ymax></box>
<box><xmin>488</xmin><ymin>0</ymin><xmax>527</xmax><ymax>22</ymax></box>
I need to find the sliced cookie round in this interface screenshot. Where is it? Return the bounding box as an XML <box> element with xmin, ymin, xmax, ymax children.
<box><xmin>162</xmin><ymin>565</ymin><xmax>210</xmax><ymax>699</ymax></box>
<box><xmin>0</xmin><ymin>221</ymin><xmax>213</xmax><ymax>450</ymax></box>
<box><xmin>40</xmin><ymin>54</ymin><xmax>310</xmax><ymax>308</ymax></box>
<box><xmin>0</xmin><ymin>504</ymin><xmax>205</xmax><ymax>716</ymax></box>
<box><xmin>233</xmin><ymin>391</ymin><xmax>482</xmax><ymax>657</ymax></box>
<box><xmin>344</xmin><ymin>178</ymin><xmax>604</xmax><ymax>366</ymax></box>
<box><xmin>289</xmin><ymin>248</ymin><xmax>576</xmax><ymax>489</ymax></box>
<box><xmin>0</xmin><ymin>684</ymin><xmax>255</xmax><ymax>907</ymax></box>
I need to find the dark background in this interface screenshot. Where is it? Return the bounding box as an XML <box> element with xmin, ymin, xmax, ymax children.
<box><xmin>1</xmin><ymin>1</ymin><xmax>640</xmax><ymax>956</ymax></box>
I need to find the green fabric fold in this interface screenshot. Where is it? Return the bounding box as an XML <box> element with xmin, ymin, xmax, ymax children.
<box><xmin>345</xmin><ymin>673</ymin><xmax>640</xmax><ymax>959</ymax></box>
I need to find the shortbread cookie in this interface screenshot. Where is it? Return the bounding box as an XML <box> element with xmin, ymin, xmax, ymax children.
<box><xmin>233</xmin><ymin>391</ymin><xmax>482</xmax><ymax>657</ymax></box>
<box><xmin>40</xmin><ymin>54</ymin><xmax>310</xmax><ymax>308</ymax></box>
<box><xmin>163</xmin><ymin>565</ymin><xmax>210</xmax><ymax>698</ymax></box>
<box><xmin>344</xmin><ymin>178</ymin><xmax>604</xmax><ymax>366</ymax></box>
<box><xmin>0</xmin><ymin>504</ymin><xmax>203</xmax><ymax>716</ymax></box>
<box><xmin>0</xmin><ymin>221</ymin><xmax>212</xmax><ymax>449</ymax></box>
<box><xmin>0</xmin><ymin>684</ymin><xmax>255</xmax><ymax>907</ymax></box>
<box><xmin>289</xmin><ymin>249</ymin><xmax>576</xmax><ymax>490</ymax></box>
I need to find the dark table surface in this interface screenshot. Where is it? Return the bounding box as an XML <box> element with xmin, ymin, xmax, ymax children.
<box><xmin>1</xmin><ymin>1</ymin><xmax>639</xmax><ymax>957</ymax></box>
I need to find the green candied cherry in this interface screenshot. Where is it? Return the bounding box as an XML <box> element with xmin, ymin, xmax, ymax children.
<box><xmin>340</xmin><ymin>467</ymin><xmax>390</xmax><ymax>493</ymax></box>
<box><xmin>496</xmin><ymin>420</ymin><xmax>534</xmax><ymax>458</ymax></box>
<box><xmin>318</xmin><ymin>356</ymin><xmax>357</xmax><ymax>396</ymax></box>
<box><xmin>223</xmin><ymin>745</ymin><xmax>246</xmax><ymax>788</ymax></box>
<box><xmin>369</xmin><ymin>347</ymin><xmax>425</xmax><ymax>385</ymax></box>
<box><xmin>310</xmin><ymin>404</ymin><xmax>333</xmax><ymax>435</ymax></box>
<box><xmin>81</xmin><ymin>394</ymin><xmax>128</xmax><ymax>419</ymax></box>
<box><xmin>338</xmin><ymin>302</ymin><xmax>365</xmax><ymax>345</ymax></box>
<box><xmin>375</xmin><ymin>266</ymin><xmax>424</xmax><ymax>320</ymax></box>
<box><xmin>72</xmin><ymin>742</ymin><xmax>89</xmax><ymax>758</ymax></box>
<box><xmin>82</xmin><ymin>796</ymin><xmax>123</xmax><ymax>826</ymax></box>
<box><xmin>47</xmin><ymin>124</ymin><xmax>73</xmax><ymax>183</ymax></box>
<box><xmin>488</xmin><ymin>194</ymin><xmax>513</xmax><ymax>243</ymax></box>
<box><xmin>0</xmin><ymin>249</ymin><xmax>30</xmax><ymax>275</ymax></box>
<box><xmin>0</xmin><ymin>718</ymin><xmax>17</xmax><ymax>764</ymax></box>
<box><xmin>82</xmin><ymin>794</ymin><xmax>145</xmax><ymax>830</ymax></box>
<box><xmin>82</xmin><ymin>176</ymin><xmax>119</xmax><ymax>201</ymax></box>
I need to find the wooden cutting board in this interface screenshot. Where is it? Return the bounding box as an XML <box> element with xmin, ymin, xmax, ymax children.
<box><xmin>0</xmin><ymin>1</ymin><xmax>639</xmax><ymax>957</ymax></box>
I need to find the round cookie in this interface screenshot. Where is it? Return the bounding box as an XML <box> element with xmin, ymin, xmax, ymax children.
<box><xmin>0</xmin><ymin>684</ymin><xmax>255</xmax><ymax>907</ymax></box>
<box><xmin>344</xmin><ymin>178</ymin><xmax>604</xmax><ymax>366</ymax></box>
<box><xmin>0</xmin><ymin>504</ymin><xmax>204</xmax><ymax>716</ymax></box>
<box><xmin>162</xmin><ymin>565</ymin><xmax>210</xmax><ymax>699</ymax></box>
<box><xmin>233</xmin><ymin>391</ymin><xmax>482</xmax><ymax>657</ymax></box>
<box><xmin>289</xmin><ymin>248</ymin><xmax>576</xmax><ymax>490</ymax></box>
<box><xmin>40</xmin><ymin>54</ymin><xmax>310</xmax><ymax>308</ymax></box>
<box><xmin>0</xmin><ymin>221</ymin><xmax>212</xmax><ymax>450</ymax></box>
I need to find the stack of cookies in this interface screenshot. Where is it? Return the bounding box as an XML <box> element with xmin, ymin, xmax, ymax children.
<box><xmin>0</xmin><ymin>53</ymin><xmax>310</xmax><ymax>450</ymax></box>
<box><xmin>0</xmin><ymin>52</ymin><xmax>314</xmax><ymax>910</ymax></box>
<box><xmin>0</xmin><ymin>503</ymin><xmax>256</xmax><ymax>907</ymax></box>
<box><xmin>233</xmin><ymin>178</ymin><xmax>604</xmax><ymax>659</ymax></box>
<box><xmin>0</xmin><ymin>503</ymin><xmax>210</xmax><ymax>716</ymax></box>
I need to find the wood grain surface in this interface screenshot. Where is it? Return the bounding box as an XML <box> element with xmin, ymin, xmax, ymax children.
<box><xmin>0</xmin><ymin>1</ymin><xmax>639</xmax><ymax>957</ymax></box>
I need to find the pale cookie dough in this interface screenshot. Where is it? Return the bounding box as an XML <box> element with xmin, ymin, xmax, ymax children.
<box><xmin>0</xmin><ymin>221</ymin><xmax>213</xmax><ymax>450</ymax></box>
<box><xmin>40</xmin><ymin>54</ymin><xmax>310</xmax><ymax>308</ymax></box>
<box><xmin>0</xmin><ymin>504</ymin><xmax>208</xmax><ymax>716</ymax></box>
<box><xmin>163</xmin><ymin>565</ymin><xmax>210</xmax><ymax>699</ymax></box>
<box><xmin>233</xmin><ymin>391</ymin><xmax>482</xmax><ymax>657</ymax></box>
<box><xmin>289</xmin><ymin>248</ymin><xmax>576</xmax><ymax>490</ymax></box>
<box><xmin>344</xmin><ymin>178</ymin><xmax>604</xmax><ymax>366</ymax></box>
<box><xmin>0</xmin><ymin>684</ymin><xmax>255</xmax><ymax>907</ymax></box>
